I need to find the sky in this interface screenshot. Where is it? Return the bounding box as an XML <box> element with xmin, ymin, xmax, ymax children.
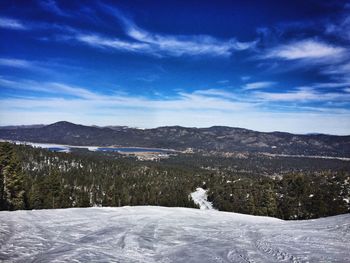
<box><xmin>0</xmin><ymin>0</ymin><xmax>350</xmax><ymax>134</ymax></box>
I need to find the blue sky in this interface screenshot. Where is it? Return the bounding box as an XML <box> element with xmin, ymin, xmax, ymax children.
<box><xmin>0</xmin><ymin>0</ymin><xmax>350</xmax><ymax>134</ymax></box>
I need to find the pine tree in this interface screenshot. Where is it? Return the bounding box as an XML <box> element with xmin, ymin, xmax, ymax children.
<box><xmin>245</xmin><ymin>194</ymin><xmax>256</xmax><ymax>215</ymax></box>
<box><xmin>47</xmin><ymin>169</ymin><xmax>61</xmax><ymax>208</ymax></box>
<box><xmin>3</xmin><ymin>151</ymin><xmax>26</xmax><ymax>210</ymax></box>
<box><xmin>0</xmin><ymin>143</ymin><xmax>14</xmax><ymax>210</ymax></box>
<box><xmin>263</xmin><ymin>187</ymin><xmax>278</xmax><ymax>217</ymax></box>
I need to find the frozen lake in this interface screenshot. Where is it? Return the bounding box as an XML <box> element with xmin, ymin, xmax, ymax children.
<box><xmin>0</xmin><ymin>206</ymin><xmax>349</xmax><ymax>262</ymax></box>
<box><xmin>3</xmin><ymin>140</ymin><xmax>174</xmax><ymax>153</ymax></box>
<box><xmin>97</xmin><ymin>147</ymin><xmax>171</xmax><ymax>153</ymax></box>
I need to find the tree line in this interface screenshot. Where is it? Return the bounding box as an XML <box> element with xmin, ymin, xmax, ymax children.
<box><xmin>0</xmin><ymin>142</ymin><xmax>349</xmax><ymax>219</ymax></box>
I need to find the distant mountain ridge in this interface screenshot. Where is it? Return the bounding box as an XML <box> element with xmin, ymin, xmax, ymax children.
<box><xmin>0</xmin><ymin>121</ymin><xmax>349</xmax><ymax>157</ymax></box>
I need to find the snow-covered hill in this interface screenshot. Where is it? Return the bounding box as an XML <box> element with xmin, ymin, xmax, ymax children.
<box><xmin>0</xmin><ymin>207</ymin><xmax>349</xmax><ymax>262</ymax></box>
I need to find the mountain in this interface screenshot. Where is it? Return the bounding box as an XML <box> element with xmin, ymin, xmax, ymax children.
<box><xmin>0</xmin><ymin>121</ymin><xmax>349</xmax><ymax>157</ymax></box>
<box><xmin>0</xmin><ymin>206</ymin><xmax>349</xmax><ymax>262</ymax></box>
<box><xmin>0</xmin><ymin>124</ymin><xmax>45</xmax><ymax>129</ymax></box>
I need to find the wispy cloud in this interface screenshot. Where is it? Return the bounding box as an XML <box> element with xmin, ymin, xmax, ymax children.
<box><xmin>1</xmin><ymin>78</ymin><xmax>350</xmax><ymax>134</ymax></box>
<box><xmin>73</xmin><ymin>28</ymin><xmax>256</xmax><ymax>58</ymax></box>
<box><xmin>322</xmin><ymin>62</ymin><xmax>350</xmax><ymax>78</ymax></box>
<box><xmin>325</xmin><ymin>15</ymin><xmax>350</xmax><ymax>41</ymax></box>
<box><xmin>217</xmin><ymin>80</ymin><xmax>230</xmax><ymax>84</ymax></box>
<box><xmin>243</xmin><ymin>81</ymin><xmax>275</xmax><ymax>90</ymax></box>
<box><xmin>1</xmin><ymin>4</ymin><xmax>256</xmax><ymax>58</ymax></box>
<box><xmin>264</xmin><ymin>39</ymin><xmax>346</xmax><ymax>61</ymax></box>
<box><xmin>74</xmin><ymin>34</ymin><xmax>153</xmax><ymax>54</ymax></box>
<box><xmin>311</xmin><ymin>82</ymin><xmax>350</xmax><ymax>88</ymax></box>
<box><xmin>89</xmin><ymin>4</ymin><xmax>257</xmax><ymax>58</ymax></box>
<box><xmin>253</xmin><ymin>87</ymin><xmax>350</xmax><ymax>102</ymax></box>
<box><xmin>38</xmin><ymin>0</ymin><xmax>71</xmax><ymax>17</ymax></box>
<box><xmin>2</xmin><ymin>77</ymin><xmax>349</xmax><ymax>112</ymax></box>
<box><xmin>190</xmin><ymin>89</ymin><xmax>238</xmax><ymax>100</ymax></box>
<box><xmin>0</xmin><ymin>77</ymin><xmax>251</xmax><ymax>111</ymax></box>
<box><xmin>125</xmin><ymin>25</ymin><xmax>256</xmax><ymax>57</ymax></box>
<box><xmin>1</xmin><ymin>90</ymin><xmax>349</xmax><ymax>134</ymax></box>
<box><xmin>0</xmin><ymin>17</ymin><xmax>27</xmax><ymax>30</ymax></box>
<box><xmin>0</xmin><ymin>77</ymin><xmax>105</xmax><ymax>99</ymax></box>
<box><xmin>0</xmin><ymin>58</ymin><xmax>55</xmax><ymax>74</ymax></box>
<box><xmin>0</xmin><ymin>57</ymin><xmax>74</xmax><ymax>75</ymax></box>
<box><xmin>0</xmin><ymin>58</ymin><xmax>33</xmax><ymax>68</ymax></box>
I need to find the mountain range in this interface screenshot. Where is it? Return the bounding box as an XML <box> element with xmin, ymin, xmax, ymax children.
<box><xmin>0</xmin><ymin>121</ymin><xmax>349</xmax><ymax>157</ymax></box>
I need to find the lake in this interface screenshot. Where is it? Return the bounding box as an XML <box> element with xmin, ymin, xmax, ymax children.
<box><xmin>9</xmin><ymin>141</ymin><xmax>174</xmax><ymax>154</ymax></box>
<box><xmin>96</xmin><ymin>147</ymin><xmax>172</xmax><ymax>153</ymax></box>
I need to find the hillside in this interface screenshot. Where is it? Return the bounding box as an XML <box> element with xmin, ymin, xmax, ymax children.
<box><xmin>1</xmin><ymin>121</ymin><xmax>349</xmax><ymax>157</ymax></box>
<box><xmin>0</xmin><ymin>206</ymin><xmax>349</xmax><ymax>262</ymax></box>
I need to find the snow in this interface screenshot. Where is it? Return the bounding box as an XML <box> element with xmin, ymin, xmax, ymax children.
<box><xmin>0</xmin><ymin>206</ymin><xmax>349</xmax><ymax>262</ymax></box>
<box><xmin>190</xmin><ymin>187</ymin><xmax>215</xmax><ymax>210</ymax></box>
<box><xmin>7</xmin><ymin>140</ymin><xmax>99</xmax><ymax>152</ymax></box>
<box><xmin>87</xmin><ymin>146</ymin><xmax>98</xmax><ymax>151</ymax></box>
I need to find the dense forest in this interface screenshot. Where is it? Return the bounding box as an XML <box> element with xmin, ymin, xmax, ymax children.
<box><xmin>0</xmin><ymin>142</ymin><xmax>349</xmax><ymax>219</ymax></box>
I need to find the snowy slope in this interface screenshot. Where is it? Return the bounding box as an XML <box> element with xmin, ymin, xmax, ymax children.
<box><xmin>190</xmin><ymin>187</ymin><xmax>215</xmax><ymax>210</ymax></box>
<box><xmin>0</xmin><ymin>206</ymin><xmax>349</xmax><ymax>262</ymax></box>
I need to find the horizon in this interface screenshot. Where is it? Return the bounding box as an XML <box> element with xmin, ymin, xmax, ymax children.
<box><xmin>1</xmin><ymin>1</ymin><xmax>350</xmax><ymax>135</ymax></box>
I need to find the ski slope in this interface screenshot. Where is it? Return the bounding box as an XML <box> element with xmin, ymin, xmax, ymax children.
<box><xmin>0</xmin><ymin>206</ymin><xmax>349</xmax><ymax>262</ymax></box>
<box><xmin>190</xmin><ymin>187</ymin><xmax>215</xmax><ymax>210</ymax></box>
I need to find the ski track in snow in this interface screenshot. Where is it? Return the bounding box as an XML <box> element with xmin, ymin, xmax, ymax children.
<box><xmin>0</xmin><ymin>206</ymin><xmax>349</xmax><ymax>263</ymax></box>
<box><xmin>190</xmin><ymin>188</ymin><xmax>215</xmax><ymax>210</ymax></box>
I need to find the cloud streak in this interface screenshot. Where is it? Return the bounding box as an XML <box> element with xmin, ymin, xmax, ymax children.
<box><xmin>1</xmin><ymin>77</ymin><xmax>349</xmax><ymax>112</ymax></box>
<box><xmin>253</xmin><ymin>87</ymin><xmax>350</xmax><ymax>102</ymax></box>
<box><xmin>124</xmin><ymin>25</ymin><xmax>256</xmax><ymax>57</ymax></box>
<box><xmin>264</xmin><ymin>39</ymin><xmax>346</xmax><ymax>61</ymax></box>
<box><xmin>1</xmin><ymin>94</ymin><xmax>349</xmax><ymax>134</ymax></box>
<box><xmin>38</xmin><ymin>0</ymin><xmax>71</xmax><ymax>17</ymax></box>
<box><xmin>0</xmin><ymin>17</ymin><xmax>27</xmax><ymax>30</ymax></box>
<box><xmin>84</xmin><ymin>4</ymin><xmax>257</xmax><ymax>58</ymax></box>
<box><xmin>1</xmin><ymin>77</ymin><xmax>350</xmax><ymax>134</ymax></box>
<box><xmin>0</xmin><ymin>58</ymin><xmax>33</xmax><ymax>68</ymax></box>
<box><xmin>75</xmin><ymin>34</ymin><xmax>153</xmax><ymax>54</ymax></box>
<box><xmin>243</xmin><ymin>81</ymin><xmax>275</xmax><ymax>90</ymax></box>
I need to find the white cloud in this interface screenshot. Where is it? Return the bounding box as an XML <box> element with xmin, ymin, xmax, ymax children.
<box><xmin>125</xmin><ymin>25</ymin><xmax>256</xmax><ymax>57</ymax></box>
<box><xmin>0</xmin><ymin>77</ymin><xmax>251</xmax><ymax>110</ymax></box>
<box><xmin>243</xmin><ymin>81</ymin><xmax>275</xmax><ymax>90</ymax></box>
<box><xmin>1</xmin><ymin>99</ymin><xmax>349</xmax><ymax>135</ymax></box>
<box><xmin>312</xmin><ymin>82</ymin><xmax>350</xmax><ymax>88</ymax></box>
<box><xmin>73</xmin><ymin>28</ymin><xmax>256</xmax><ymax>58</ymax></box>
<box><xmin>75</xmin><ymin>34</ymin><xmax>153</xmax><ymax>54</ymax></box>
<box><xmin>0</xmin><ymin>58</ymin><xmax>33</xmax><ymax>68</ymax></box>
<box><xmin>0</xmin><ymin>77</ymin><xmax>104</xmax><ymax>99</ymax></box>
<box><xmin>253</xmin><ymin>87</ymin><xmax>350</xmax><ymax>102</ymax></box>
<box><xmin>1</xmin><ymin>78</ymin><xmax>350</xmax><ymax>134</ymax></box>
<box><xmin>1</xmin><ymin>5</ymin><xmax>255</xmax><ymax>58</ymax></box>
<box><xmin>325</xmin><ymin>15</ymin><xmax>350</xmax><ymax>41</ymax></box>
<box><xmin>191</xmin><ymin>89</ymin><xmax>237</xmax><ymax>99</ymax></box>
<box><xmin>265</xmin><ymin>39</ymin><xmax>346</xmax><ymax>61</ymax></box>
<box><xmin>0</xmin><ymin>17</ymin><xmax>27</xmax><ymax>30</ymax></box>
<box><xmin>95</xmin><ymin>4</ymin><xmax>256</xmax><ymax>58</ymax></box>
<box><xmin>322</xmin><ymin>62</ymin><xmax>350</xmax><ymax>77</ymax></box>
